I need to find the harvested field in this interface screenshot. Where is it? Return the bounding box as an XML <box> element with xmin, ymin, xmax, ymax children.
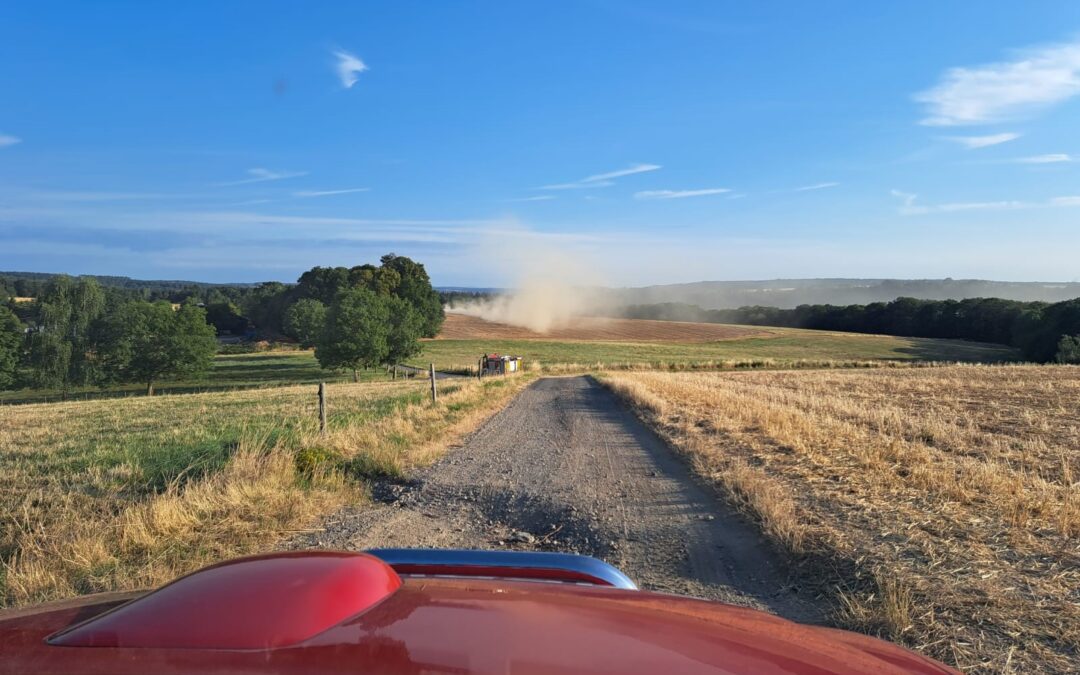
<box><xmin>601</xmin><ymin>366</ymin><xmax>1080</xmax><ymax>674</ymax></box>
<box><xmin>438</xmin><ymin>311</ymin><xmax>766</xmax><ymax>341</ymax></box>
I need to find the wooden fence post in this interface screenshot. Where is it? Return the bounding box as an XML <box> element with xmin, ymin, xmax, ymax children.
<box><xmin>429</xmin><ymin>363</ymin><xmax>437</xmax><ymax>403</ymax></box>
<box><xmin>477</xmin><ymin>358</ymin><xmax>483</xmax><ymax>380</ymax></box>
<box><xmin>318</xmin><ymin>382</ymin><xmax>327</xmax><ymax>436</ymax></box>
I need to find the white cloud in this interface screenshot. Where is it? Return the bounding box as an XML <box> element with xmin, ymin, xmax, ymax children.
<box><xmin>794</xmin><ymin>182</ymin><xmax>840</xmax><ymax>192</ymax></box>
<box><xmin>936</xmin><ymin>201</ymin><xmax>1027</xmax><ymax>212</ymax></box>
<box><xmin>916</xmin><ymin>39</ymin><xmax>1080</xmax><ymax>126</ymax></box>
<box><xmin>944</xmin><ymin>132</ymin><xmax>1021</xmax><ymax>148</ymax></box>
<box><xmin>890</xmin><ymin>189</ymin><xmax>918</xmax><ymax>210</ymax></box>
<box><xmin>539</xmin><ymin>163</ymin><xmax>660</xmax><ymax>190</ymax></box>
<box><xmin>217</xmin><ymin>168</ymin><xmax>308</xmax><ymax>186</ymax></box>
<box><xmin>892</xmin><ymin>189</ymin><xmax>1080</xmax><ymax>214</ymax></box>
<box><xmin>540</xmin><ymin>180</ymin><xmax>615</xmax><ymax>190</ymax></box>
<box><xmin>504</xmin><ymin>195</ymin><xmax>556</xmax><ymax>202</ymax></box>
<box><xmin>293</xmin><ymin>187</ymin><xmax>370</xmax><ymax>197</ymax></box>
<box><xmin>581</xmin><ymin>163</ymin><xmax>661</xmax><ymax>182</ymax></box>
<box><xmin>634</xmin><ymin>188</ymin><xmax>730</xmax><ymax>200</ymax></box>
<box><xmin>0</xmin><ymin>134</ymin><xmax>20</xmax><ymax>148</ymax></box>
<box><xmin>334</xmin><ymin>49</ymin><xmax>368</xmax><ymax>89</ymax></box>
<box><xmin>1016</xmin><ymin>153</ymin><xmax>1072</xmax><ymax>163</ymax></box>
<box><xmin>1050</xmin><ymin>195</ymin><xmax>1080</xmax><ymax>206</ymax></box>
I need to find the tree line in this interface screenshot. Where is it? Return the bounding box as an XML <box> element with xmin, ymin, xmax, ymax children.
<box><xmin>0</xmin><ymin>276</ymin><xmax>218</xmax><ymax>395</ymax></box>
<box><xmin>618</xmin><ymin>297</ymin><xmax>1080</xmax><ymax>363</ymax></box>
<box><xmin>0</xmin><ymin>254</ymin><xmax>445</xmax><ymax>393</ymax></box>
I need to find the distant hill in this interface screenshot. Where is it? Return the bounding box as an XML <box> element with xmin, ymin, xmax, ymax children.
<box><xmin>0</xmin><ymin>271</ymin><xmax>255</xmax><ymax>292</ymax></box>
<box><xmin>5</xmin><ymin>272</ymin><xmax>1079</xmax><ymax>309</ymax></box>
<box><xmin>604</xmin><ymin>278</ymin><xmax>1080</xmax><ymax>310</ymax></box>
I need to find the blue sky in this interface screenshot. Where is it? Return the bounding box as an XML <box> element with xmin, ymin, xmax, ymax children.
<box><xmin>2</xmin><ymin>2</ymin><xmax>1080</xmax><ymax>286</ymax></box>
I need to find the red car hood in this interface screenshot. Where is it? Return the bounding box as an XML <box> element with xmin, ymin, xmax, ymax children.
<box><xmin>1</xmin><ymin>578</ymin><xmax>955</xmax><ymax>675</ymax></box>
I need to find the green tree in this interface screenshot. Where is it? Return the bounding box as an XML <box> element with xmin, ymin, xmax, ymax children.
<box><xmin>241</xmin><ymin>281</ymin><xmax>291</xmax><ymax>335</ymax></box>
<box><xmin>97</xmin><ymin>301</ymin><xmax>218</xmax><ymax>395</ymax></box>
<box><xmin>296</xmin><ymin>266</ymin><xmax>350</xmax><ymax>304</ymax></box>
<box><xmin>283</xmin><ymin>298</ymin><xmax>327</xmax><ymax>348</ymax></box>
<box><xmin>1056</xmin><ymin>335</ymin><xmax>1080</xmax><ymax>364</ymax></box>
<box><xmin>350</xmin><ymin>264</ymin><xmax>401</xmax><ymax>296</ymax></box>
<box><xmin>204</xmin><ymin>301</ymin><xmax>248</xmax><ymax>336</ymax></box>
<box><xmin>379</xmin><ymin>254</ymin><xmax>444</xmax><ymax>337</ymax></box>
<box><xmin>27</xmin><ymin>276</ymin><xmax>105</xmax><ymax>392</ymax></box>
<box><xmin>316</xmin><ymin>288</ymin><xmax>390</xmax><ymax>382</ymax></box>
<box><xmin>385</xmin><ymin>295</ymin><xmax>424</xmax><ymax>366</ymax></box>
<box><xmin>0</xmin><ymin>306</ymin><xmax>23</xmax><ymax>389</ymax></box>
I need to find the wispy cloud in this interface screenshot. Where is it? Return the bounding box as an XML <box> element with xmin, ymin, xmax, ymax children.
<box><xmin>794</xmin><ymin>182</ymin><xmax>840</xmax><ymax>192</ymax></box>
<box><xmin>915</xmin><ymin>39</ymin><xmax>1080</xmax><ymax>126</ymax></box>
<box><xmin>539</xmin><ymin>163</ymin><xmax>660</xmax><ymax>190</ymax></box>
<box><xmin>582</xmin><ymin>163</ymin><xmax>661</xmax><ymax>182</ymax></box>
<box><xmin>540</xmin><ymin>180</ymin><xmax>615</xmax><ymax>190</ymax></box>
<box><xmin>334</xmin><ymin>49</ymin><xmax>368</xmax><ymax>89</ymax></box>
<box><xmin>0</xmin><ymin>134</ymin><xmax>21</xmax><ymax>148</ymax></box>
<box><xmin>891</xmin><ymin>189</ymin><xmax>1080</xmax><ymax>215</ymax></box>
<box><xmin>1016</xmin><ymin>153</ymin><xmax>1072</xmax><ymax>164</ymax></box>
<box><xmin>944</xmin><ymin>132</ymin><xmax>1021</xmax><ymax>148</ymax></box>
<box><xmin>504</xmin><ymin>195</ymin><xmax>556</xmax><ymax>202</ymax></box>
<box><xmin>217</xmin><ymin>168</ymin><xmax>308</xmax><ymax>186</ymax></box>
<box><xmin>293</xmin><ymin>187</ymin><xmax>370</xmax><ymax>197</ymax></box>
<box><xmin>635</xmin><ymin>188</ymin><xmax>730</xmax><ymax>200</ymax></box>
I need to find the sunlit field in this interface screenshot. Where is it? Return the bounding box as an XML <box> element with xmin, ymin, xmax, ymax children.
<box><xmin>602</xmin><ymin>366</ymin><xmax>1079</xmax><ymax>674</ymax></box>
<box><xmin>0</xmin><ymin>376</ymin><xmax>530</xmax><ymax>607</ymax></box>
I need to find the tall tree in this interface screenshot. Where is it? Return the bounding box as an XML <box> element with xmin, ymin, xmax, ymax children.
<box><xmin>0</xmin><ymin>306</ymin><xmax>23</xmax><ymax>389</ymax></box>
<box><xmin>315</xmin><ymin>288</ymin><xmax>390</xmax><ymax>382</ymax></box>
<box><xmin>296</xmin><ymin>266</ymin><xmax>350</xmax><ymax>304</ymax></box>
<box><xmin>241</xmin><ymin>281</ymin><xmax>291</xmax><ymax>335</ymax></box>
<box><xmin>379</xmin><ymin>254</ymin><xmax>444</xmax><ymax>337</ymax></box>
<box><xmin>97</xmin><ymin>301</ymin><xmax>218</xmax><ymax>395</ymax></box>
<box><xmin>385</xmin><ymin>295</ymin><xmax>424</xmax><ymax>366</ymax></box>
<box><xmin>27</xmin><ymin>276</ymin><xmax>104</xmax><ymax>392</ymax></box>
<box><xmin>283</xmin><ymin>298</ymin><xmax>326</xmax><ymax>348</ymax></box>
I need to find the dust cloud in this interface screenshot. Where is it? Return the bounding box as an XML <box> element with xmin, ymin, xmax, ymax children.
<box><xmin>448</xmin><ymin>235</ymin><xmax>609</xmax><ymax>334</ymax></box>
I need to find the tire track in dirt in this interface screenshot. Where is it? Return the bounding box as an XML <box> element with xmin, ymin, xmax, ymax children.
<box><xmin>293</xmin><ymin>376</ymin><xmax>822</xmax><ymax>623</ymax></box>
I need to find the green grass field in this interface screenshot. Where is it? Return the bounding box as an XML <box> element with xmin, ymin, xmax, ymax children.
<box><xmin>0</xmin><ymin>375</ymin><xmax>530</xmax><ymax>606</ymax></box>
<box><xmin>0</xmin><ymin>325</ymin><xmax>1017</xmax><ymax>405</ymax></box>
<box><xmin>0</xmin><ymin>353</ymin><xmax>391</xmax><ymax>404</ymax></box>
<box><xmin>421</xmin><ymin>328</ymin><xmax>1018</xmax><ymax>370</ymax></box>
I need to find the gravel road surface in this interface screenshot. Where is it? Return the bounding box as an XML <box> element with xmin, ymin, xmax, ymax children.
<box><xmin>294</xmin><ymin>375</ymin><xmax>821</xmax><ymax>623</ymax></box>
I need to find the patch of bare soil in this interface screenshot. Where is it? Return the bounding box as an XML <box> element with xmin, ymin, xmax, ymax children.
<box><xmin>436</xmin><ymin>312</ymin><xmax>768</xmax><ymax>342</ymax></box>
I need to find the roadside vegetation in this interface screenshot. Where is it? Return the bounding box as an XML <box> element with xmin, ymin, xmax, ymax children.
<box><xmin>600</xmin><ymin>366</ymin><xmax>1079</xmax><ymax>674</ymax></box>
<box><xmin>0</xmin><ymin>375</ymin><xmax>531</xmax><ymax>607</ymax></box>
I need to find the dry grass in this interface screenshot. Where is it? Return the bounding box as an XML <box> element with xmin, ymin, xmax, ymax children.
<box><xmin>601</xmin><ymin>366</ymin><xmax>1080</xmax><ymax>674</ymax></box>
<box><xmin>0</xmin><ymin>375</ymin><xmax>530</xmax><ymax>607</ymax></box>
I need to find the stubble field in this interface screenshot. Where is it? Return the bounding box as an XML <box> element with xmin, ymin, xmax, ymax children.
<box><xmin>602</xmin><ymin>366</ymin><xmax>1079</xmax><ymax>673</ymax></box>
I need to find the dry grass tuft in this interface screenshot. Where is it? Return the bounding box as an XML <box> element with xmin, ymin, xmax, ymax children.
<box><xmin>0</xmin><ymin>375</ymin><xmax>530</xmax><ymax>607</ymax></box>
<box><xmin>601</xmin><ymin>365</ymin><xmax>1080</xmax><ymax>674</ymax></box>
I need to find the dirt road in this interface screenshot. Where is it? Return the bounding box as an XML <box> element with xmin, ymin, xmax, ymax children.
<box><xmin>295</xmin><ymin>376</ymin><xmax>821</xmax><ymax>622</ymax></box>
